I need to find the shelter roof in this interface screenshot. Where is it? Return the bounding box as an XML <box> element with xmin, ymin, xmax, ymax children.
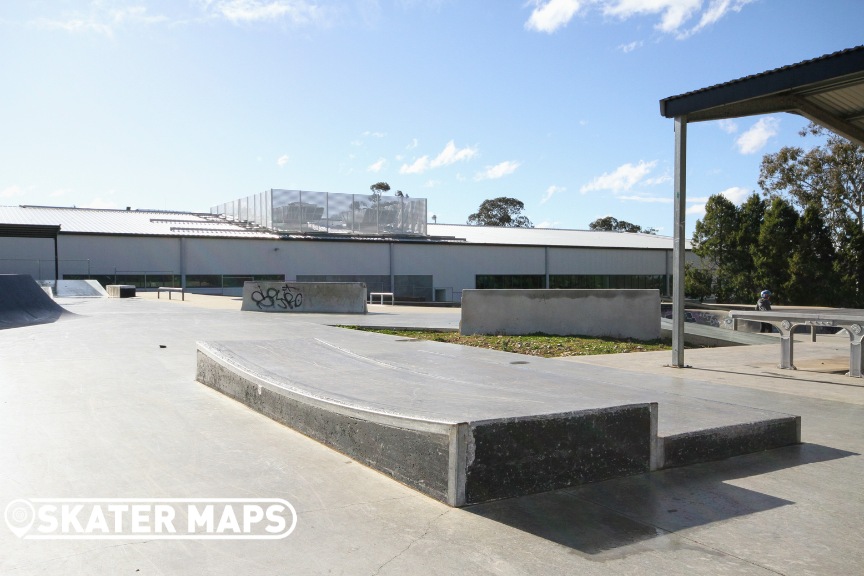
<box><xmin>660</xmin><ymin>46</ymin><xmax>864</xmax><ymax>145</ymax></box>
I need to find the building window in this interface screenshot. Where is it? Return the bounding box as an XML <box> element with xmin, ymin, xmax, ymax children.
<box><xmin>475</xmin><ymin>275</ymin><xmax>545</xmax><ymax>289</ymax></box>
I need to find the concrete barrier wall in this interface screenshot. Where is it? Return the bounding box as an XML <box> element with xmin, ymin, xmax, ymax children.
<box><xmin>241</xmin><ymin>281</ymin><xmax>367</xmax><ymax>314</ymax></box>
<box><xmin>460</xmin><ymin>289</ymin><xmax>660</xmax><ymax>340</ymax></box>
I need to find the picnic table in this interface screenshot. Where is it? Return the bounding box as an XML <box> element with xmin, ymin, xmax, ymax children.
<box><xmin>728</xmin><ymin>308</ymin><xmax>864</xmax><ymax>377</ymax></box>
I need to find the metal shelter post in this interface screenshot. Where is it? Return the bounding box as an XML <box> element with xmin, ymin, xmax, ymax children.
<box><xmin>672</xmin><ymin>116</ymin><xmax>687</xmax><ymax>367</ymax></box>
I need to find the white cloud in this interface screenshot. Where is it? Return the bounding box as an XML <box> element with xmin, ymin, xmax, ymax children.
<box><xmin>29</xmin><ymin>6</ymin><xmax>167</xmax><ymax>37</ymax></box>
<box><xmin>527</xmin><ymin>0</ymin><xmax>753</xmax><ymax>38</ymax></box>
<box><xmin>277</xmin><ymin>154</ymin><xmax>290</xmax><ymax>167</ymax></box>
<box><xmin>580</xmin><ymin>160</ymin><xmax>657</xmax><ymax>193</ymax></box>
<box><xmin>474</xmin><ymin>161</ymin><xmax>520</xmax><ymax>181</ymax></box>
<box><xmin>367</xmin><ymin>158</ymin><xmax>387</xmax><ymax>173</ymax></box>
<box><xmin>406</xmin><ymin>139</ymin><xmax>419</xmax><ymax>150</ymax></box>
<box><xmin>616</xmin><ymin>194</ymin><xmax>672</xmax><ymax>203</ymax></box>
<box><xmin>736</xmin><ymin>117</ymin><xmax>779</xmax><ymax>154</ymax></box>
<box><xmin>399</xmin><ymin>140</ymin><xmax>477</xmax><ymax>174</ymax></box>
<box><xmin>719</xmin><ymin>186</ymin><xmax>750</xmax><ymax>204</ymax></box>
<box><xmin>618</xmin><ymin>40</ymin><xmax>642</xmax><ymax>53</ymax></box>
<box><xmin>1</xmin><ymin>185</ymin><xmax>25</xmax><ymax>199</ymax></box>
<box><xmin>717</xmin><ymin>119</ymin><xmax>738</xmax><ymax>134</ymax></box>
<box><xmin>50</xmin><ymin>188</ymin><xmax>71</xmax><ymax>198</ymax></box>
<box><xmin>541</xmin><ymin>185</ymin><xmax>565</xmax><ymax>204</ymax></box>
<box><xmin>207</xmin><ymin>0</ymin><xmax>330</xmax><ymax>25</ymax></box>
<box><xmin>687</xmin><ymin>185</ymin><xmax>751</xmax><ymax>217</ymax></box>
<box><xmin>535</xmin><ymin>220</ymin><xmax>561</xmax><ymax>228</ymax></box>
<box><xmin>363</xmin><ymin>131</ymin><xmax>386</xmax><ymax>138</ymax></box>
<box><xmin>82</xmin><ymin>197</ymin><xmax>118</xmax><ymax>209</ymax></box>
<box><xmin>524</xmin><ymin>0</ymin><xmax>586</xmax><ymax>34</ymax></box>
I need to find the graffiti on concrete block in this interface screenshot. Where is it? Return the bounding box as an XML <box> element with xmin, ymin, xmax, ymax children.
<box><xmin>250</xmin><ymin>284</ymin><xmax>304</xmax><ymax>310</ymax></box>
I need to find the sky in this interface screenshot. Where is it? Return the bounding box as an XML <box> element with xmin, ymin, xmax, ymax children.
<box><xmin>1</xmin><ymin>1</ymin><xmax>862</xmax><ymax>237</ymax></box>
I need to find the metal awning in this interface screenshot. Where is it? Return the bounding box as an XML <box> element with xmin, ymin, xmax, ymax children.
<box><xmin>659</xmin><ymin>46</ymin><xmax>864</xmax><ymax>367</ymax></box>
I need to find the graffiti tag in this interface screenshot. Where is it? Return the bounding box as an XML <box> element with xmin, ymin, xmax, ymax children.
<box><xmin>250</xmin><ymin>284</ymin><xmax>304</xmax><ymax>310</ymax></box>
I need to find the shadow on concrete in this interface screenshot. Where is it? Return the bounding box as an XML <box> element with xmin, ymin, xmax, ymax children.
<box><xmin>465</xmin><ymin>443</ymin><xmax>856</xmax><ymax>556</ymax></box>
<box><xmin>689</xmin><ymin>366</ymin><xmax>864</xmax><ymax>388</ymax></box>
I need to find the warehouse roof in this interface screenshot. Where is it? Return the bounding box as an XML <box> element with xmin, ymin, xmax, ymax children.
<box><xmin>428</xmin><ymin>223</ymin><xmax>684</xmax><ymax>249</ymax></box>
<box><xmin>0</xmin><ymin>205</ymin><xmax>687</xmax><ymax>250</ymax></box>
<box><xmin>0</xmin><ymin>205</ymin><xmax>279</xmax><ymax>239</ymax></box>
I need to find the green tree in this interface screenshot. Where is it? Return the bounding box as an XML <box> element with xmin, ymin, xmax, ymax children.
<box><xmin>692</xmin><ymin>194</ymin><xmax>739</xmax><ymax>302</ymax></box>
<box><xmin>729</xmin><ymin>193</ymin><xmax>765</xmax><ymax>302</ymax></box>
<box><xmin>753</xmin><ymin>197</ymin><xmax>799</xmax><ymax>302</ymax></box>
<box><xmin>684</xmin><ymin>263</ymin><xmax>714</xmax><ymax>301</ymax></box>
<box><xmin>759</xmin><ymin>124</ymin><xmax>864</xmax><ymax>241</ymax></box>
<box><xmin>369</xmin><ymin>181</ymin><xmax>390</xmax><ymax>203</ymax></box>
<box><xmin>835</xmin><ymin>221</ymin><xmax>864</xmax><ymax>307</ymax></box>
<box><xmin>588</xmin><ymin>216</ymin><xmax>656</xmax><ymax>234</ymax></box>
<box><xmin>467</xmin><ymin>197</ymin><xmax>533</xmax><ymax>227</ymax></box>
<box><xmin>785</xmin><ymin>204</ymin><xmax>837</xmax><ymax>306</ymax></box>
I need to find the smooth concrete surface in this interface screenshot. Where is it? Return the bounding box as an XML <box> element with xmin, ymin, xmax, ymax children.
<box><xmin>241</xmin><ymin>281</ymin><xmax>367</xmax><ymax>314</ymax></box>
<box><xmin>1</xmin><ymin>296</ymin><xmax>863</xmax><ymax>575</ymax></box>
<box><xmin>461</xmin><ymin>289</ymin><xmax>660</xmax><ymax>340</ymax></box>
<box><xmin>0</xmin><ymin>274</ymin><xmax>74</xmax><ymax>329</ymax></box>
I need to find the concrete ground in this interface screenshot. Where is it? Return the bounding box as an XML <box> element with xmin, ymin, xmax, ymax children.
<box><xmin>1</xmin><ymin>293</ymin><xmax>862</xmax><ymax>575</ymax></box>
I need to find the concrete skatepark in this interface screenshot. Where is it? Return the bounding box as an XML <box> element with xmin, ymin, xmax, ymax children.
<box><xmin>1</xmin><ymin>281</ymin><xmax>862</xmax><ymax>574</ymax></box>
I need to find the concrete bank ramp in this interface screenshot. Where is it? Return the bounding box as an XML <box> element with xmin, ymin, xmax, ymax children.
<box><xmin>54</xmin><ymin>279</ymin><xmax>109</xmax><ymax>298</ymax></box>
<box><xmin>0</xmin><ymin>274</ymin><xmax>74</xmax><ymax>329</ymax></box>
<box><xmin>197</xmin><ymin>327</ymin><xmax>800</xmax><ymax>507</ymax></box>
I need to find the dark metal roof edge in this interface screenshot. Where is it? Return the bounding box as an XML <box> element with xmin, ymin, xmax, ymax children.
<box><xmin>660</xmin><ymin>45</ymin><xmax>864</xmax><ymax>118</ymax></box>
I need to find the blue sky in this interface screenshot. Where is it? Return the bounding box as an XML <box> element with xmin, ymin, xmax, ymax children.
<box><xmin>1</xmin><ymin>1</ymin><xmax>862</xmax><ymax>237</ymax></box>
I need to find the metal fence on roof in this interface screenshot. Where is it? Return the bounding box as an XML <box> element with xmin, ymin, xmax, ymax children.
<box><xmin>210</xmin><ymin>189</ymin><xmax>427</xmax><ymax>235</ymax></box>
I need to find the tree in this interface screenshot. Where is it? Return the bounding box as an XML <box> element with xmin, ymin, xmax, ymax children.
<box><xmin>729</xmin><ymin>193</ymin><xmax>765</xmax><ymax>302</ymax></box>
<box><xmin>369</xmin><ymin>182</ymin><xmax>390</xmax><ymax>202</ymax></box>
<box><xmin>753</xmin><ymin>197</ymin><xmax>799</xmax><ymax>301</ymax></box>
<box><xmin>467</xmin><ymin>197</ymin><xmax>533</xmax><ymax>227</ymax></box>
<box><xmin>588</xmin><ymin>216</ymin><xmax>656</xmax><ymax>234</ymax></box>
<box><xmin>759</xmin><ymin>123</ymin><xmax>864</xmax><ymax>241</ymax></box>
<box><xmin>692</xmin><ymin>194</ymin><xmax>739</xmax><ymax>302</ymax></box>
<box><xmin>785</xmin><ymin>204</ymin><xmax>837</xmax><ymax>306</ymax></box>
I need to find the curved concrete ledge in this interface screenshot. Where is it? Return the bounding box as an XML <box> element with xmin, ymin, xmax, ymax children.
<box><xmin>196</xmin><ymin>340</ymin><xmax>657</xmax><ymax>506</ymax></box>
<box><xmin>196</xmin><ymin>331</ymin><xmax>800</xmax><ymax>506</ymax></box>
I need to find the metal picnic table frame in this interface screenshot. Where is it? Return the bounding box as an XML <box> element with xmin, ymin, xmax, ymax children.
<box><xmin>728</xmin><ymin>309</ymin><xmax>864</xmax><ymax>377</ymax></box>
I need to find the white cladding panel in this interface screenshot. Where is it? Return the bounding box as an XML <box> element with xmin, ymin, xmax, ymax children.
<box><xmin>393</xmin><ymin>244</ymin><xmax>546</xmax><ymax>290</ymax></box>
<box><xmin>281</xmin><ymin>241</ymin><xmax>390</xmax><ymax>278</ymax></box>
<box><xmin>548</xmin><ymin>247</ymin><xmax>670</xmax><ymax>275</ymax></box>
<box><xmin>61</xmin><ymin>236</ymin><xmax>182</xmax><ymax>275</ymax></box>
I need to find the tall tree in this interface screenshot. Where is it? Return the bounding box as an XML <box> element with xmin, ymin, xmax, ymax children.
<box><xmin>835</xmin><ymin>221</ymin><xmax>864</xmax><ymax>307</ymax></box>
<box><xmin>753</xmin><ymin>197</ymin><xmax>799</xmax><ymax>301</ymax></box>
<box><xmin>729</xmin><ymin>193</ymin><xmax>765</xmax><ymax>302</ymax></box>
<box><xmin>467</xmin><ymin>197</ymin><xmax>533</xmax><ymax>227</ymax></box>
<box><xmin>785</xmin><ymin>204</ymin><xmax>837</xmax><ymax>306</ymax></box>
<box><xmin>588</xmin><ymin>216</ymin><xmax>656</xmax><ymax>234</ymax></box>
<box><xmin>369</xmin><ymin>182</ymin><xmax>390</xmax><ymax>202</ymax></box>
<box><xmin>759</xmin><ymin>123</ymin><xmax>864</xmax><ymax>240</ymax></box>
<box><xmin>691</xmin><ymin>194</ymin><xmax>739</xmax><ymax>302</ymax></box>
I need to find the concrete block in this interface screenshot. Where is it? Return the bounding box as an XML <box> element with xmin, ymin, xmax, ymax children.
<box><xmin>106</xmin><ymin>284</ymin><xmax>136</xmax><ymax>298</ymax></box>
<box><xmin>241</xmin><ymin>281</ymin><xmax>367</xmax><ymax>314</ymax></box>
<box><xmin>461</xmin><ymin>289</ymin><xmax>660</xmax><ymax>340</ymax></box>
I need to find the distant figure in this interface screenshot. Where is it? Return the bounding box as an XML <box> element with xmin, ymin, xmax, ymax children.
<box><xmin>756</xmin><ymin>290</ymin><xmax>772</xmax><ymax>333</ymax></box>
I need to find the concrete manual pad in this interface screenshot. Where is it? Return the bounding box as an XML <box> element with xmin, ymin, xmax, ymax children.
<box><xmin>196</xmin><ymin>326</ymin><xmax>800</xmax><ymax>506</ymax></box>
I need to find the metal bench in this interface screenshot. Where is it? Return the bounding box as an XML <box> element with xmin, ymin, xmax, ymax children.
<box><xmin>368</xmin><ymin>292</ymin><xmax>394</xmax><ymax>305</ymax></box>
<box><xmin>728</xmin><ymin>309</ymin><xmax>864</xmax><ymax>377</ymax></box>
<box><xmin>157</xmin><ymin>287</ymin><xmax>185</xmax><ymax>301</ymax></box>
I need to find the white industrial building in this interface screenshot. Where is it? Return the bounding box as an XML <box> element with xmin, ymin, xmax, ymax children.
<box><xmin>0</xmin><ymin>197</ymin><xmax>692</xmax><ymax>302</ymax></box>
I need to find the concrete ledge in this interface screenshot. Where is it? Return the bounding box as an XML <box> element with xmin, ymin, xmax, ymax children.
<box><xmin>461</xmin><ymin>289</ymin><xmax>660</xmax><ymax>340</ymax></box>
<box><xmin>196</xmin><ymin>341</ymin><xmax>656</xmax><ymax>506</ymax></box>
<box><xmin>106</xmin><ymin>284</ymin><xmax>136</xmax><ymax>298</ymax></box>
<box><xmin>658</xmin><ymin>417</ymin><xmax>801</xmax><ymax>469</ymax></box>
<box><xmin>241</xmin><ymin>281</ymin><xmax>367</xmax><ymax>314</ymax></box>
